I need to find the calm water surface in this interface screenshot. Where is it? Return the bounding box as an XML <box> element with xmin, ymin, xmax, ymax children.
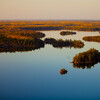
<box><xmin>0</xmin><ymin>30</ymin><xmax>100</xmax><ymax>100</ymax></box>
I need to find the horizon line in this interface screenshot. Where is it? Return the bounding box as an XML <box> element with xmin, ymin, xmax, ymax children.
<box><xmin>0</xmin><ymin>19</ymin><xmax>100</xmax><ymax>22</ymax></box>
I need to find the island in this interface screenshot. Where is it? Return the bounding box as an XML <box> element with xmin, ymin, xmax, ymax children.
<box><xmin>44</xmin><ymin>38</ymin><xmax>84</xmax><ymax>48</ymax></box>
<box><xmin>72</xmin><ymin>48</ymin><xmax>100</xmax><ymax>64</ymax></box>
<box><xmin>60</xmin><ymin>68</ymin><xmax>68</xmax><ymax>75</ymax></box>
<box><xmin>60</xmin><ymin>31</ymin><xmax>76</xmax><ymax>36</ymax></box>
<box><xmin>83</xmin><ymin>36</ymin><xmax>100</xmax><ymax>42</ymax></box>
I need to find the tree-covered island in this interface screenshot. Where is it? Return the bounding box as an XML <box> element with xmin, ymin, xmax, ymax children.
<box><xmin>72</xmin><ymin>48</ymin><xmax>100</xmax><ymax>64</ymax></box>
<box><xmin>83</xmin><ymin>36</ymin><xmax>100</xmax><ymax>42</ymax></box>
<box><xmin>60</xmin><ymin>31</ymin><xmax>76</xmax><ymax>36</ymax></box>
<box><xmin>44</xmin><ymin>38</ymin><xmax>84</xmax><ymax>48</ymax></box>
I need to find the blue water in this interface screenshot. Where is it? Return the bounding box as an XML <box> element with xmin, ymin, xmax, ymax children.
<box><xmin>0</xmin><ymin>31</ymin><xmax>100</xmax><ymax>100</ymax></box>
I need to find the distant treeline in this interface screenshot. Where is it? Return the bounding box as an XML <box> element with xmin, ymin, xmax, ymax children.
<box><xmin>66</xmin><ymin>27</ymin><xmax>100</xmax><ymax>31</ymax></box>
<box><xmin>0</xmin><ymin>20</ymin><xmax>100</xmax><ymax>32</ymax></box>
<box><xmin>83</xmin><ymin>36</ymin><xmax>100</xmax><ymax>42</ymax></box>
<box><xmin>44</xmin><ymin>38</ymin><xmax>84</xmax><ymax>48</ymax></box>
<box><xmin>20</xmin><ymin>27</ymin><xmax>62</xmax><ymax>31</ymax></box>
<box><xmin>20</xmin><ymin>27</ymin><xmax>100</xmax><ymax>31</ymax></box>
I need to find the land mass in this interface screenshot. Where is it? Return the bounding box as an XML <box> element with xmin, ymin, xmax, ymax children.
<box><xmin>44</xmin><ymin>38</ymin><xmax>84</xmax><ymax>48</ymax></box>
<box><xmin>0</xmin><ymin>34</ymin><xmax>44</xmax><ymax>52</ymax></box>
<box><xmin>72</xmin><ymin>48</ymin><xmax>100</xmax><ymax>68</ymax></box>
<box><xmin>83</xmin><ymin>36</ymin><xmax>100</xmax><ymax>42</ymax></box>
<box><xmin>0</xmin><ymin>20</ymin><xmax>100</xmax><ymax>31</ymax></box>
<box><xmin>60</xmin><ymin>68</ymin><xmax>68</xmax><ymax>75</ymax></box>
<box><xmin>60</xmin><ymin>31</ymin><xmax>76</xmax><ymax>36</ymax></box>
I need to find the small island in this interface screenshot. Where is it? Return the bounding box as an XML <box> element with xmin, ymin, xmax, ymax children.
<box><xmin>83</xmin><ymin>36</ymin><xmax>100</xmax><ymax>42</ymax></box>
<box><xmin>72</xmin><ymin>48</ymin><xmax>100</xmax><ymax>64</ymax></box>
<box><xmin>44</xmin><ymin>38</ymin><xmax>84</xmax><ymax>48</ymax></box>
<box><xmin>60</xmin><ymin>31</ymin><xmax>76</xmax><ymax>36</ymax></box>
<box><xmin>60</xmin><ymin>68</ymin><xmax>68</xmax><ymax>75</ymax></box>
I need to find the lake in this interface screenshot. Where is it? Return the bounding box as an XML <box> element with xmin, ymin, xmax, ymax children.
<box><xmin>0</xmin><ymin>30</ymin><xmax>100</xmax><ymax>100</ymax></box>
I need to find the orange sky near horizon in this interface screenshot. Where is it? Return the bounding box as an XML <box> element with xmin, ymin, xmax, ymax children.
<box><xmin>0</xmin><ymin>0</ymin><xmax>100</xmax><ymax>20</ymax></box>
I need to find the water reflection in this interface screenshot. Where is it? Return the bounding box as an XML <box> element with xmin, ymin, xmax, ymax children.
<box><xmin>73</xmin><ymin>62</ymin><xmax>100</xmax><ymax>69</ymax></box>
<box><xmin>0</xmin><ymin>44</ymin><xmax>44</xmax><ymax>53</ymax></box>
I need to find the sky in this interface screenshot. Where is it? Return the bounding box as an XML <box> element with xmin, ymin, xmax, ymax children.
<box><xmin>0</xmin><ymin>0</ymin><xmax>100</xmax><ymax>20</ymax></box>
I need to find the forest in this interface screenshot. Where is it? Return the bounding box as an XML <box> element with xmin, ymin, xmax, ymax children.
<box><xmin>44</xmin><ymin>38</ymin><xmax>84</xmax><ymax>48</ymax></box>
<box><xmin>0</xmin><ymin>34</ymin><xmax>84</xmax><ymax>52</ymax></box>
<box><xmin>0</xmin><ymin>20</ymin><xmax>100</xmax><ymax>52</ymax></box>
<box><xmin>0</xmin><ymin>34</ymin><xmax>44</xmax><ymax>52</ymax></box>
<box><xmin>72</xmin><ymin>48</ymin><xmax>100</xmax><ymax>64</ymax></box>
<box><xmin>19</xmin><ymin>21</ymin><xmax>100</xmax><ymax>31</ymax></box>
<box><xmin>60</xmin><ymin>31</ymin><xmax>76</xmax><ymax>35</ymax></box>
<box><xmin>0</xmin><ymin>20</ymin><xmax>100</xmax><ymax>32</ymax></box>
<box><xmin>0</xmin><ymin>27</ymin><xmax>45</xmax><ymax>39</ymax></box>
<box><xmin>83</xmin><ymin>36</ymin><xmax>100</xmax><ymax>42</ymax></box>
